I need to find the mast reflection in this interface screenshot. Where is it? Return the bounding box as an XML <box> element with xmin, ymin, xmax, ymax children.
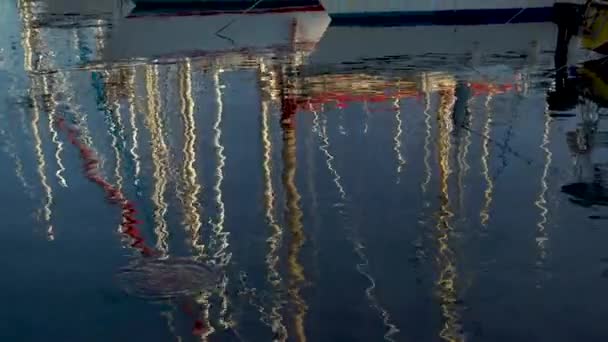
<box><xmin>282</xmin><ymin>118</ymin><xmax>307</xmax><ymax>342</ymax></box>
<box><xmin>210</xmin><ymin>69</ymin><xmax>233</xmax><ymax>333</ymax></box>
<box><xmin>535</xmin><ymin>107</ymin><xmax>552</xmax><ymax>283</ymax></box>
<box><xmin>422</xmin><ymin>77</ymin><xmax>433</xmax><ymax>194</ymax></box>
<box><xmin>127</xmin><ymin>69</ymin><xmax>142</xmax><ymax>185</ymax></box>
<box><xmin>42</xmin><ymin>75</ymin><xmax>68</xmax><ymax>188</ymax></box>
<box><xmin>393</xmin><ymin>98</ymin><xmax>406</xmax><ymax>180</ymax></box>
<box><xmin>435</xmin><ymin>86</ymin><xmax>464</xmax><ymax>342</ymax></box>
<box><xmin>18</xmin><ymin>0</ymin><xmax>54</xmax><ymax>240</ymax></box>
<box><xmin>260</xmin><ymin>59</ymin><xmax>288</xmax><ymax>341</ymax></box>
<box><xmin>315</xmin><ymin>110</ymin><xmax>399</xmax><ymax>341</ymax></box>
<box><xmin>144</xmin><ymin>64</ymin><xmax>170</xmax><ymax>257</ymax></box>
<box><xmin>105</xmin><ymin>70</ymin><xmax>126</xmax><ymax>237</ymax></box>
<box><xmin>480</xmin><ymin>93</ymin><xmax>495</xmax><ymax>228</ymax></box>
<box><xmin>31</xmin><ymin>79</ymin><xmax>54</xmax><ymax>241</ymax></box>
<box><xmin>454</xmin><ymin>82</ymin><xmax>473</xmax><ymax>212</ymax></box>
<box><xmin>177</xmin><ymin>61</ymin><xmax>204</xmax><ymax>258</ymax></box>
<box><xmin>210</xmin><ymin>70</ymin><xmax>229</xmax><ymax>266</ymax></box>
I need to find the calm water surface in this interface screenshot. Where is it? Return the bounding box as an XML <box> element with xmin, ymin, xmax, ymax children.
<box><xmin>1</xmin><ymin>1</ymin><xmax>608</xmax><ymax>341</ymax></box>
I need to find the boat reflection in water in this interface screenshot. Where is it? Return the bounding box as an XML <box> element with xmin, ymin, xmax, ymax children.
<box><xmin>101</xmin><ymin>8</ymin><xmax>330</xmax><ymax>64</ymax></box>
<box><xmin>560</xmin><ymin>58</ymin><xmax>608</xmax><ymax>209</ymax></box>
<box><xmin>6</xmin><ymin>2</ymin><xmax>608</xmax><ymax>341</ymax></box>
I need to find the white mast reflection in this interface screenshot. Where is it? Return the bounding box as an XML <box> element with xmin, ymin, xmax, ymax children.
<box><xmin>422</xmin><ymin>78</ymin><xmax>433</xmax><ymax>194</ymax></box>
<box><xmin>209</xmin><ymin>68</ymin><xmax>233</xmax><ymax>335</ymax></box>
<box><xmin>144</xmin><ymin>64</ymin><xmax>170</xmax><ymax>256</ymax></box>
<box><xmin>534</xmin><ymin>106</ymin><xmax>552</xmax><ymax>286</ymax></box>
<box><xmin>41</xmin><ymin>75</ymin><xmax>68</xmax><ymax>188</ymax></box>
<box><xmin>314</xmin><ymin>110</ymin><xmax>399</xmax><ymax>341</ymax></box>
<box><xmin>435</xmin><ymin>86</ymin><xmax>463</xmax><ymax>342</ymax></box>
<box><xmin>480</xmin><ymin>93</ymin><xmax>495</xmax><ymax>228</ymax></box>
<box><xmin>210</xmin><ymin>69</ymin><xmax>229</xmax><ymax>266</ymax></box>
<box><xmin>260</xmin><ymin>70</ymin><xmax>288</xmax><ymax>340</ymax></box>
<box><xmin>393</xmin><ymin>98</ymin><xmax>406</xmax><ymax>180</ymax></box>
<box><xmin>18</xmin><ymin>0</ymin><xmax>54</xmax><ymax>241</ymax></box>
<box><xmin>127</xmin><ymin>69</ymin><xmax>141</xmax><ymax>183</ymax></box>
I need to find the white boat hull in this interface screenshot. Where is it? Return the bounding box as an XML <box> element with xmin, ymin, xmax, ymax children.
<box><xmin>102</xmin><ymin>11</ymin><xmax>330</xmax><ymax>63</ymax></box>
<box><xmin>306</xmin><ymin>22</ymin><xmax>562</xmax><ymax>73</ymax></box>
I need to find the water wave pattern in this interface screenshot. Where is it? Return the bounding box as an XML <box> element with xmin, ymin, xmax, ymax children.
<box><xmin>54</xmin><ymin>115</ymin><xmax>209</xmax><ymax>335</ymax></box>
<box><xmin>314</xmin><ymin>111</ymin><xmax>400</xmax><ymax>342</ymax></box>
<box><xmin>55</xmin><ymin>115</ymin><xmax>153</xmax><ymax>256</ymax></box>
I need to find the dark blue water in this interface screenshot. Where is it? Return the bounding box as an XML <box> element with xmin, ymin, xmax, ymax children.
<box><xmin>1</xmin><ymin>1</ymin><xmax>608</xmax><ymax>341</ymax></box>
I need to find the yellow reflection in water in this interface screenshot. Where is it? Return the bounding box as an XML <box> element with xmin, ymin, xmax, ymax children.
<box><xmin>479</xmin><ymin>92</ymin><xmax>494</xmax><ymax>227</ymax></box>
<box><xmin>281</xmin><ymin>120</ymin><xmax>307</xmax><ymax>342</ymax></box>
<box><xmin>454</xmin><ymin>91</ymin><xmax>473</xmax><ymax>213</ymax></box>
<box><xmin>105</xmin><ymin>71</ymin><xmax>125</xmax><ymax>234</ymax></box>
<box><xmin>480</xmin><ymin>94</ymin><xmax>495</xmax><ymax>227</ymax></box>
<box><xmin>261</xmin><ymin>97</ymin><xmax>288</xmax><ymax>341</ymax></box>
<box><xmin>259</xmin><ymin>58</ymin><xmax>280</xmax><ymax>102</ymax></box>
<box><xmin>144</xmin><ymin>65</ymin><xmax>170</xmax><ymax>256</ymax></box>
<box><xmin>457</xmin><ymin>95</ymin><xmax>473</xmax><ymax>211</ymax></box>
<box><xmin>18</xmin><ymin>0</ymin><xmax>54</xmax><ymax>240</ymax></box>
<box><xmin>435</xmin><ymin>88</ymin><xmax>463</xmax><ymax>342</ymax></box>
<box><xmin>305</xmin><ymin>104</ymin><xmax>321</xmax><ymax>338</ymax></box>
<box><xmin>178</xmin><ymin>61</ymin><xmax>204</xmax><ymax>258</ymax></box>
<box><xmin>18</xmin><ymin>0</ymin><xmax>34</xmax><ymax>73</ymax></box>
<box><xmin>422</xmin><ymin>89</ymin><xmax>433</xmax><ymax>194</ymax></box>
<box><xmin>176</xmin><ymin>62</ymin><xmax>219</xmax><ymax>341</ymax></box>
<box><xmin>138</xmin><ymin>66</ymin><xmax>182</xmax><ymax>341</ymax></box>
<box><xmin>32</xmin><ymin>76</ymin><xmax>54</xmax><ymax>241</ymax></box>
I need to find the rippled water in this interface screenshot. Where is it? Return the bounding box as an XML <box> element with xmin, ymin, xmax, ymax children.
<box><xmin>1</xmin><ymin>1</ymin><xmax>608</xmax><ymax>341</ymax></box>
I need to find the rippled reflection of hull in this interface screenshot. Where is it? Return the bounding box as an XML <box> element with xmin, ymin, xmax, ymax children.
<box><xmin>38</xmin><ymin>0</ymin><xmax>116</xmax><ymax>13</ymax></box>
<box><xmin>115</xmin><ymin>257</ymin><xmax>220</xmax><ymax>300</ymax></box>
<box><xmin>131</xmin><ymin>0</ymin><xmax>322</xmax><ymax>12</ymax></box>
<box><xmin>102</xmin><ymin>10</ymin><xmax>330</xmax><ymax>62</ymax></box>
<box><xmin>308</xmin><ymin>22</ymin><xmax>558</xmax><ymax>72</ymax></box>
<box><xmin>318</xmin><ymin>0</ymin><xmax>563</xmax><ymax>23</ymax></box>
<box><xmin>36</xmin><ymin>0</ymin><xmax>134</xmax><ymax>17</ymax></box>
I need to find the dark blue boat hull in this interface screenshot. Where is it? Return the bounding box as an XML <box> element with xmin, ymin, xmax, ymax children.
<box><xmin>132</xmin><ymin>0</ymin><xmax>322</xmax><ymax>12</ymax></box>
